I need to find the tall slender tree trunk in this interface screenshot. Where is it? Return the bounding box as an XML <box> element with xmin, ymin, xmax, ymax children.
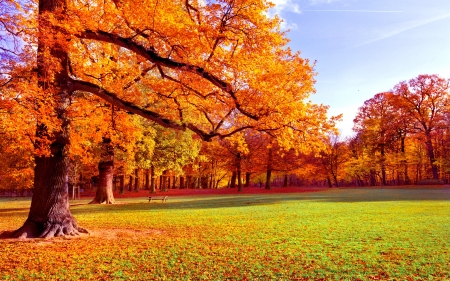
<box><xmin>179</xmin><ymin>176</ymin><xmax>185</xmax><ymax>189</ymax></box>
<box><xmin>265</xmin><ymin>148</ymin><xmax>273</xmax><ymax>190</ymax></box>
<box><xmin>134</xmin><ymin>169</ymin><xmax>139</xmax><ymax>192</ymax></box>
<box><xmin>90</xmin><ymin>137</ymin><xmax>115</xmax><ymax>204</ymax></box>
<box><xmin>237</xmin><ymin>153</ymin><xmax>243</xmax><ymax>192</ymax></box>
<box><xmin>172</xmin><ymin>176</ymin><xmax>177</xmax><ymax>189</ymax></box>
<box><xmin>150</xmin><ymin>166</ymin><xmax>156</xmax><ymax>193</ymax></box>
<box><xmin>283</xmin><ymin>174</ymin><xmax>288</xmax><ymax>187</ymax></box>
<box><xmin>145</xmin><ymin>170</ymin><xmax>150</xmax><ymax>190</ymax></box>
<box><xmin>119</xmin><ymin>175</ymin><xmax>124</xmax><ymax>193</ymax></box>
<box><xmin>12</xmin><ymin>0</ymin><xmax>88</xmax><ymax>238</ymax></box>
<box><xmin>380</xmin><ymin>144</ymin><xmax>387</xmax><ymax>186</ymax></box>
<box><xmin>244</xmin><ymin>172</ymin><xmax>251</xmax><ymax>187</ymax></box>
<box><xmin>128</xmin><ymin>175</ymin><xmax>133</xmax><ymax>191</ymax></box>
<box><xmin>230</xmin><ymin>172</ymin><xmax>237</xmax><ymax>188</ymax></box>
<box><xmin>425</xmin><ymin>133</ymin><xmax>439</xmax><ymax>179</ymax></box>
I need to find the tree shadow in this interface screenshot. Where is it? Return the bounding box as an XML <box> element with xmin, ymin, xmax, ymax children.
<box><xmin>68</xmin><ymin>188</ymin><xmax>450</xmax><ymax>216</ymax></box>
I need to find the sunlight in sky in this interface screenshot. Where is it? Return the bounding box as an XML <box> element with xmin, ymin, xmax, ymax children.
<box><xmin>270</xmin><ymin>0</ymin><xmax>450</xmax><ymax>137</ymax></box>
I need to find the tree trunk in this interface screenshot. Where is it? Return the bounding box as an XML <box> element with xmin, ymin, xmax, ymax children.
<box><xmin>180</xmin><ymin>176</ymin><xmax>185</xmax><ymax>189</ymax></box>
<box><xmin>90</xmin><ymin>137</ymin><xmax>115</xmax><ymax>204</ymax></box>
<box><xmin>237</xmin><ymin>171</ymin><xmax>243</xmax><ymax>192</ymax></box>
<box><xmin>134</xmin><ymin>169</ymin><xmax>139</xmax><ymax>192</ymax></box>
<box><xmin>326</xmin><ymin>176</ymin><xmax>333</xmax><ymax>188</ymax></box>
<box><xmin>332</xmin><ymin>174</ymin><xmax>339</xmax><ymax>187</ymax></box>
<box><xmin>265</xmin><ymin>148</ymin><xmax>273</xmax><ymax>190</ymax></box>
<box><xmin>150</xmin><ymin>166</ymin><xmax>156</xmax><ymax>193</ymax></box>
<box><xmin>128</xmin><ymin>175</ymin><xmax>133</xmax><ymax>191</ymax></box>
<box><xmin>380</xmin><ymin>144</ymin><xmax>387</xmax><ymax>186</ymax></box>
<box><xmin>145</xmin><ymin>170</ymin><xmax>150</xmax><ymax>190</ymax></box>
<box><xmin>230</xmin><ymin>172</ymin><xmax>237</xmax><ymax>188</ymax></box>
<box><xmin>283</xmin><ymin>174</ymin><xmax>288</xmax><ymax>187</ymax></box>
<box><xmin>119</xmin><ymin>175</ymin><xmax>125</xmax><ymax>194</ymax></box>
<box><xmin>90</xmin><ymin>161</ymin><xmax>115</xmax><ymax>204</ymax></box>
<box><xmin>186</xmin><ymin>176</ymin><xmax>191</xmax><ymax>189</ymax></box>
<box><xmin>244</xmin><ymin>172</ymin><xmax>251</xmax><ymax>187</ymax></box>
<box><xmin>237</xmin><ymin>153</ymin><xmax>243</xmax><ymax>192</ymax></box>
<box><xmin>425</xmin><ymin>133</ymin><xmax>439</xmax><ymax>179</ymax></box>
<box><xmin>12</xmin><ymin>0</ymin><xmax>88</xmax><ymax>238</ymax></box>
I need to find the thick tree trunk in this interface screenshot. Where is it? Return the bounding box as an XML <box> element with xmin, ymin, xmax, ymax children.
<box><xmin>90</xmin><ymin>161</ymin><xmax>115</xmax><ymax>204</ymax></box>
<box><xmin>90</xmin><ymin>137</ymin><xmax>115</xmax><ymax>204</ymax></box>
<box><xmin>13</xmin><ymin>150</ymin><xmax>87</xmax><ymax>238</ymax></box>
<box><xmin>12</xmin><ymin>0</ymin><xmax>88</xmax><ymax>238</ymax></box>
<box><xmin>332</xmin><ymin>174</ymin><xmax>339</xmax><ymax>187</ymax></box>
<box><xmin>326</xmin><ymin>176</ymin><xmax>333</xmax><ymax>188</ymax></box>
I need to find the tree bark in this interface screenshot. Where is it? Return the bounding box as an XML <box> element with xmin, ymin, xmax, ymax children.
<box><xmin>425</xmin><ymin>133</ymin><xmax>439</xmax><ymax>179</ymax></box>
<box><xmin>179</xmin><ymin>176</ymin><xmax>185</xmax><ymax>189</ymax></box>
<box><xmin>244</xmin><ymin>172</ymin><xmax>251</xmax><ymax>187</ymax></box>
<box><xmin>134</xmin><ymin>169</ymin><xmax>139</xmax><ymax>192</ymax></box>
<box><xmin>237</xmin><ymin>153</ymin><xmax>243</xmax><ymax>192</ymax></box>
<box><xmin>150</xmin><ymin>166</ymin><xmax>156</xmax><ymax>193</ymax></box>
<box><xmin>90</xmin><ymin>137</ymin><xmax>115</xmax><ymax>204</ymax></box>
<box><xmin>12</xmin><ymin>0</ymin><xmax>88</xmax><ymax>238</ymax></box>
<box><xmin>119</xmin><ymin>175</ymin><xmax>125</xmax><ymax>194</ymax></box>
<box><xmin>265</xmin><ymin>148</ymin><xmax>273</xmax><ymax>190</ymax></box>
<box><xmin>90</xmin><ymin>161</ymin><xmax>115</xmax><ymax>204</ymax></box>
<box><xmin>145</xmin><ymin>170</ymin><xmax>150</xmax><ymax>190</ymax></box>
<box><xmin>128</xmin><ymin>175</ymin><xmax>133</xmax><ymax>191</ymax></box>
<box><xmin>230</xmin><ymin>172</ymin><xmax>237</xmax><ymax>188</ymax></box>
<box><xmin>283</xmin><ymin>174</ymin><xmax>288</xmax><ymax>187</ymax></box>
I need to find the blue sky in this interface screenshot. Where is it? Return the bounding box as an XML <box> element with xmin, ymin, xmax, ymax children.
<box><xmin>270</xmin><ymin>0</ymin><xmax>450</xmax><ymax>137</ymax></box>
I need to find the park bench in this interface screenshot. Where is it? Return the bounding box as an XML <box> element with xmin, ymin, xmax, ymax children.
<box><xmin>148</xmin><ymin>196</ymin><xmax>168</xmax><ymax>203</ymax></box>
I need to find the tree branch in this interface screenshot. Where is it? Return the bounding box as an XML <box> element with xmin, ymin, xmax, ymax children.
<box><xmin>77</xmin><ymin>30</ymin><xmax>260</xmax><ymax>121</ymax></box>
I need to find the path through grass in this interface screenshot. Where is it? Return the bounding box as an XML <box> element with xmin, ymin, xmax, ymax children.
<box><xmin>1</xmin><ymin>188</ymin><xmax>450</xmax><ymax>280</ymax></box>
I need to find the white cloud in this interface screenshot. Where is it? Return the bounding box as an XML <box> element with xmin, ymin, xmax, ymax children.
<box><xmin>269</xmin><ymin>0</ymin><xmax>301</xmax><ymax>15</ymax></box>
<box><xmin>268</xmin><ymin>0</ymin><xmax>301</xmax><ymax>30</ymax></box>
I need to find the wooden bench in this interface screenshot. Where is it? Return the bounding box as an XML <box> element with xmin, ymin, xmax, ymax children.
<box><xmin>148</xmin><ymin>196</ymin><xmax>168</xmax><ymax>203</ymax></box>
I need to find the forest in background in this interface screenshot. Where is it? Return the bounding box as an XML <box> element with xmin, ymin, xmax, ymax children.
<box><xmin>2</xmin><ymin>73</ymin><xmax>450</xmax><ymax>196</ymax></box>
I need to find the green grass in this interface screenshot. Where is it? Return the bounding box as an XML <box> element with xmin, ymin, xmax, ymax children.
<box><xmin>1</xmin><ymin>188</ymin><xmax>450</xmax><ymax>280</ymax></box>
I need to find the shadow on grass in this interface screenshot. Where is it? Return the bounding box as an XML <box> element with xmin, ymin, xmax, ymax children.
<box><xmin>1</xmin><ymin>189</ymin><xmax>450</xmax><ymax>219</ymax></box>
<box><xmin>67</xmin><ymin>188</ymin><xmax>450</xmax><ymax>216</ymax></box>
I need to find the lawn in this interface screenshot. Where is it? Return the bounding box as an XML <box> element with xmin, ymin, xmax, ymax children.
<box><xmin>1</xmin><ymin>188</ymin><xmax>450</xmax><ymax>280</ymax></box>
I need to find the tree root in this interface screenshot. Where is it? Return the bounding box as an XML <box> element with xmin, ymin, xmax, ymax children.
<box><xmin>89</xmin><ymin>198</ymin><xmax>115</xmax><ymax>204</ymax></box>
<box><xmin>11</xmin><ymin>219</ymin><xmax>90</xmax><ymax>239</ymax></box>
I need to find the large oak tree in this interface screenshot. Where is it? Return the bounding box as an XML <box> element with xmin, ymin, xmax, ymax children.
<box><xmin>2</xmin><ymin>0</ymin><xmax>333</xmax><ymax>238</ymax></box>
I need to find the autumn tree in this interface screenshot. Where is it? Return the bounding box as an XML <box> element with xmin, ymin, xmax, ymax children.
<box><xmin>393</xmin><ymin>74</ymin><xmax>450</xmax><ymax>180</ymax></box>
<box><xmin>317</xmin><ymin>133</ymin><xmax>349</xmax><ymax>187</ymax></box>
<box><xmin>353</xmin><ymin>92</ymin><xmax>399</xmax><ymax>185</ymax></box>
<box><xmin>3</xmin><ymin>0</ymin><xmax>333</xmax><ymax>238</ymax></box>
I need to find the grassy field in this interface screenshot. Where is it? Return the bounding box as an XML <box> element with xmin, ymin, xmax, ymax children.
<box><xmin>1</xmin><ymin>188</ymin><xmax>450</xmax><ymax>280</ymax></box>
